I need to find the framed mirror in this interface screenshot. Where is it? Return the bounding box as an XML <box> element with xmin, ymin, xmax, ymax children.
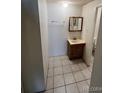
<box><xmin>69</xmin><ymin>17</ymin><xmax>83</xmax><ymax>32</ymax></box>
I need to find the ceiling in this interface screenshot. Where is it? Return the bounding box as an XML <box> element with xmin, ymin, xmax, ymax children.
<box><xmin>47</xmin><ymin>0</ymin><xmax>94</xmax><ymax>5</ymax></box>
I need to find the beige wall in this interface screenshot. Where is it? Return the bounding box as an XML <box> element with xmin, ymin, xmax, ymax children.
<box><xmin>38</xmin><ymin>0</ymin><xmax>49</xmax><ymax>85</ymax></box>
<box><xmin>81</xmin><ymin>0</ymin><xmax>102</xmax><ymax>65</ymax></box>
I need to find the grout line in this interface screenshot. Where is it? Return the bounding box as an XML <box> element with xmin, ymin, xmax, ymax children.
<box><xmin>54</xmin><ymin>58</ymin><xmax>66</xmax><ymax>92</ymax></box>
<box><xmin>46</xmin><ymin>60</ymin><xmax>50</xmax><ymax>91</ymax></box>
<box><xmin>48</xmin><ymin>67</ymin><xmax>87</xmax><ymax>78</ymax></box>
<box><xmin>71</xmin><ymin>69</ymin><xmax>81</xmax><ymax>93</ymax></box>
<box><xmin>46</xmin><ymin>59</ymin><xmax>54</xmax><ymax>91</ymax></box>
<box><xmin>50</xmin><ymin>67</ymin><xmax>84</xmax><ymax>78</ymax></box>
<box><xmin>45</xmin><ymin>78</ymin><xmax>90</xmax><ymax>91</ymax></box>
<box><xmin>54</xmin><ymin>57</ymin><xmax>66</xmax><ymax>92</ymax></box>
<box><xmin>61</xmin><ymin>59</ymin><xmax>67</xmax><ymax>93</ymax></box>
<box><xmin>53</xmin><ymin>59</ymin><xmax>55</xmax><ymax>93</ymax></box>
<box><xmin>46</xmin><ymin>56</ymin><xmax>91</xmax><ymax>92</ymax></box>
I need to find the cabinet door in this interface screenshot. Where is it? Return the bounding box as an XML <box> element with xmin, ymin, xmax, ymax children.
<box><xmin>71</xmin><ymin>44</ymin><xmax>83</xmax><ymax>58</ymax></box>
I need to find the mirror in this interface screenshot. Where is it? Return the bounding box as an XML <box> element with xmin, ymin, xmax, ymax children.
<box><xmin>69</xmin><ymin>17</ymin><xmax>83</xmax><ymax>32</ymax></box>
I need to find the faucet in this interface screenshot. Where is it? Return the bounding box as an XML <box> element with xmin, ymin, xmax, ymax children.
<box><xmin>73</xmin><ymin>37</ymin><xmax>77</xmax><ymax>40</ymax></box>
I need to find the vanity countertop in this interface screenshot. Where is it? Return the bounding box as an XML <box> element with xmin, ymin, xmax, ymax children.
<box><xmin>68</xmin><ymin>39</ymin><xmax>85</xmax><ymax>45</ymax></box>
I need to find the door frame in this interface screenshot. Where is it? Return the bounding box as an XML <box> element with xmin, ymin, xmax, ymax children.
<box><xmin>92</xmin><ymin>5</ymin><xmax>102</xmax><ymax>62</ymax></box>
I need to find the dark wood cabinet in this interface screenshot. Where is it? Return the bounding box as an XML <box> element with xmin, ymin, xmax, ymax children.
<box><xmin>67</xmin><ymin>41</ymin><xmax>85</xmax><ymax>60</ymax></box>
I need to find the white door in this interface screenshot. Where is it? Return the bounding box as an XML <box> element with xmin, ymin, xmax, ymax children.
<box><xmin>92</xmin><ymin>6</ymin><xmax>102</xmax><ymax>59</ymax></box>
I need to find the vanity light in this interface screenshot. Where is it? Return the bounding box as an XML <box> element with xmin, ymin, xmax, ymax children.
<box><xmin>63</xmin><ymin>3</ymin><xmax>68</xmax><ymax>7</ymax></box>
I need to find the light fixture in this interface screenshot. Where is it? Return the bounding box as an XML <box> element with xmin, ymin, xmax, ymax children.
<box><xmin>63</xmin><ymin>2</ymin><xmax>68</xmax><ymax>7</ymax></box>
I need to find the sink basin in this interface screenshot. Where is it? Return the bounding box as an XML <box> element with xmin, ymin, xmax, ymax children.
<box><xmin>70</xmin><ymin>40</ymin><xmax>81</xmax><ymax>43</ymax></box>
<box><xmin>68</xmin><ymin>39</ymin><xmax>85</xmax><ymax>45</ymax></box>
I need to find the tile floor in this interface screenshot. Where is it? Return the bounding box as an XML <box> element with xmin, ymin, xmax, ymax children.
<box><xmin>43</xmin><ymin>56</ymin><xmax>93</xmax><ymax>93</ymax></box>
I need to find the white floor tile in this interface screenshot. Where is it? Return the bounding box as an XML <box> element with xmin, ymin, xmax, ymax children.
<box><xmin>66</xmin><ymin>83</ymin><xmax>79</xmax><ymax>93</ymax></box>
<box><xmin>64</xmin><ymin>73</ymin><xmax>75</xmax><ymax>85</ymax></box>
<box><xmin>54</xmin><ymin>75</ymin><xmax>65</xmax><ymax>88</ymax></box>
<box><xmin>62</xmin><ymin>60</ymin><xmax>70</xmax><ymax>66</ymax></box>
<box><xmin>48</xmin><ymin>68</ymin><xmax>54</xmax><ymax>77</ymax></box>
<box><xmin>73</xmin><ymin>71</ymin><xmax>86</xmax><ymax>82</ymax></box>
<box><xmin>78</xmin><ymin>63</ymin><xmax>87</xmax><ymax>70</ymax></box>
<box><xmin>46</xmin><ymin>77</ymin><xmax>54</xmax><ymax>90</ymax></box>
<box><xmin>71</xmin><ymin>64</ymin><xmax>81</xmax><ymax>72</ymax></box>
<box><xmin>77</xmin><ymin>81</ymin><xmax>89</xmax><ymax>93</ymax></box>
<box><xmin>81</xmin><ymin>69</ymin><xmax>91</xmax><ymax>79</ymax></box>
<box><xmin>44</xmin><ymin>89</ymin><xmax>53</xmax><ymax>93</ymax></box>
<box><xmin>54</xmin><ymin>66</ymin><xmax>63</xmax><ymax>75</ymax></box>
<box><xmin>54</xmin><ymin>86</ymin><xmax>66</xmax><ymax>93</ymax></box>
<box><xmin>63</xmin><ymin>65</ymin><xmax>72</xmax><ymax>74</ymax></box>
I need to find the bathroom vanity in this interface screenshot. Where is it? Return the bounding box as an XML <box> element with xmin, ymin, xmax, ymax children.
<box><xmin>67</xmin><ymin>17</ymin><xmax>85</xmax><ymax>59</ymax></box>
<box><xmin>67</xmin><ymin>39</ymin><xmax>85</xmax><ymax>59</ymax></box>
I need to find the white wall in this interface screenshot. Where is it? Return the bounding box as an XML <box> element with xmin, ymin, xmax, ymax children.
<box><xmin>38</xmin><ymin>0</ymin><xmax>49</xmax><ymax>85</ymax></box>
<box><xmin>81</xmin><ymin>0</ymin><xmax>102</xmax><ymax>65</ymax></box>
<box><xmin>47</xmin><ymin>2</ymin><xmax>82</xmax><ymax>56</ymax></box>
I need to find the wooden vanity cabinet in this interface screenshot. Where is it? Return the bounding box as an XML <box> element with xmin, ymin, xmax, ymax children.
<box><xmin>67</xmin><ymin>41</ymin><xmax>85</xmax><ymax>59</ymax></box>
